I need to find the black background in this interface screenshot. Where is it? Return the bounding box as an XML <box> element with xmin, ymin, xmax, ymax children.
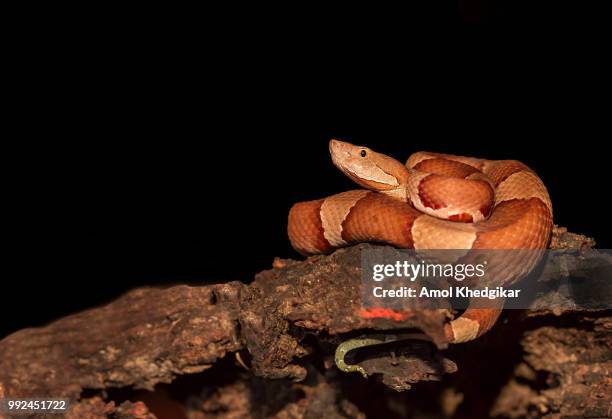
<box><xmin>4</xmin><ymin>2</ymin><xmax>611</xmax><ymax>339</ymax></box>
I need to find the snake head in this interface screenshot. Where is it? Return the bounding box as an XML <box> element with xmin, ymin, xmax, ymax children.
<box><xmin>329</xmin><ymin>139</ymin><xmax>409</xmax><ymax>194</ymax></box>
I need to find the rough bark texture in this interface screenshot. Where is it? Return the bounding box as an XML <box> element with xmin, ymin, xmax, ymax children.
<box><xmin>0</xmin><ymin>226</ymin><xmax>609</xmax><ymax>418</ymax></box>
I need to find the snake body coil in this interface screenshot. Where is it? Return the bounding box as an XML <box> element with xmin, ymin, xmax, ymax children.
<box><xmin>288</xmin><ymin>140</ymin><xmax>553</xmax><ymax>343</ymax></box>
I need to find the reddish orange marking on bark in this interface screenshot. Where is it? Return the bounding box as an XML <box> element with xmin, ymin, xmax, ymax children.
<box><xmin>448</xmin><ymin>213</ymin><xmax>473</xmax><ymax>222</ymax></box>
<box><xmin>359</xmin><ymin>307</ymin><xmax>412</xmax><ymax>321</ymax></box>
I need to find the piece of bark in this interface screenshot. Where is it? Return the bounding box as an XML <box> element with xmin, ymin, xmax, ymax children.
<box><xmin>549</xmin><ymin>225</ymin><xmax>596</xmax><ymax>250</ymax></box>
<box><xmin>487</xmin><ymin>314</ymin><xmax>612</xmax><ymax>418</ymax></box>
<box><xmin>62</xmin><ymin>396</ymin><xmax>156</xmax><ymax>419</ymax></box>
<box><xmin>240</xmin><ymin>243</ymin><xmax>451</xmax><ymax>382</ymax></box>
<box><xmin>0</xmin><ymin>225</ymin><xmax>608</xmax><ymax>418</ymax></box>
<box><xmin>64</xmin><ymin>397</ymin><xmax>117</xmax><ymax>419</ymax></box>
<box><xmin>0</xmin><ymin>284</ymin><xmax>243</xmax><ymax>399</ymax></box>
<box><xmin>64</xmin><ymin>398</ymin><xmax>156</xmax><ymax>419</ymax></box>
<box><xmin>186</xmin><ymin>368</ymin><xmax>365</xmax><ymax>419</ymax></box>
<box><xmin>0</xmin><ymin>243</ymin><xmax>453</xmax><ymax>413</ymax></box>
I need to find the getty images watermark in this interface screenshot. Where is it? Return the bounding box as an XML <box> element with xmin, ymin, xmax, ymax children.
<box><xmin>361</xmin><ymin>247</ymin><xmax>612</xmax><ymax>310</ymax></box>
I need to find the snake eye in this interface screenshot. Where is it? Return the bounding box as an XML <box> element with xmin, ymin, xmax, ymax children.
<box><xmin>360</xmin><ymin>149</ymin><xmax>367</xmax><ymax>157</ymax></box>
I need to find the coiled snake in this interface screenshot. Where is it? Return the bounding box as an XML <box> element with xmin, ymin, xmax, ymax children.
<box><xmin>288</xmin><ymin>140</ymin><xmax>552</xmax><ymax>345</ymax></box>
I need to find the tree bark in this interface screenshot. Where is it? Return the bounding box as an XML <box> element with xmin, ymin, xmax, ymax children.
<box><xmin>0</xmin><ymin>226</ymin><xmax>609</xmax><ymax>418</ymax></box>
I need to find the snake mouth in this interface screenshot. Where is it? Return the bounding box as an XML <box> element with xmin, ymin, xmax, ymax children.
<box><xmin>329</xmin><ymin>138</ymin><xmax>350</xmax><ymax>154</ymax></box>
<box><xmin>329</xmin><ymin>140</ymin><xmax>362</xmax><ymax>183</ymax></box>
<box><xmin>329</xmin><ymin>139</ymin><xmax>353</xmax><ymax>166</ymax></box>
<box><xmin>329</xmin><ymin>139</ymin><xmax>401</xmax><ymax>191</ymax></box>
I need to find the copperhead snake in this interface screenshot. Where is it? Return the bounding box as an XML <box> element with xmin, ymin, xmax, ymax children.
<box><xmin>288</xmin><ymin>140</ymin><xmax>553</xmax><ymax>343</ymax></box>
